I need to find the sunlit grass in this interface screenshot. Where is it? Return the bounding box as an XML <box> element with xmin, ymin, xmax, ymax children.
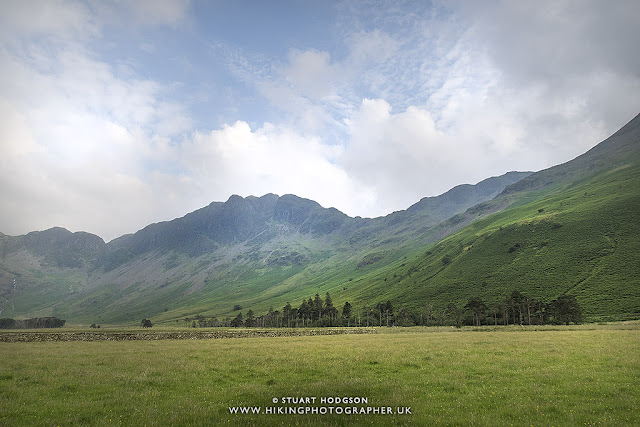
<box><xmin>1</xmin><ymin>325</ymin><xmax>638</xmax><ymax>426</ymax></box>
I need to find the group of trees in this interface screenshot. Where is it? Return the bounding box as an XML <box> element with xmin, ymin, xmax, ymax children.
<box><xmin>186</xmin><ymin>290</ymin><xmax>582</xmax><ymax>329</ymax></box>
<box><xmin>198</xmin><ymin>293</ymin><xmax>346</xmax><ymax>328</ymax></box>
<box><xmin>444</xmin><ymin>291</ymin><xmax>582</xmax><ymax>328</ymax></box>
<box><xmin>187</xmin><ymin>292</ymin><xmax>351</xmax><ymax>328</ymax></box>
<box><xmin>0</xmin><ymin>317</ymin><xmax>66</xmax><ymax>329</ymax></box>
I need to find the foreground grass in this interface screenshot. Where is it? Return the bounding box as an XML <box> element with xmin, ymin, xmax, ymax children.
<box><xmin>1</xmin><ymin>325</ymin><xmax>638</xmax><ymax>426</ymax></box>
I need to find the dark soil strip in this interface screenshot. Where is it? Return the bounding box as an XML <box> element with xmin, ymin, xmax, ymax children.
<box><xmin>0</xmin><ymin>328</ymin><xmax>377</xmax><ymax>342</ymax></box>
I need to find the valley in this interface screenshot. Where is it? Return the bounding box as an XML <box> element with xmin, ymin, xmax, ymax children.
<box><xmin>1</xmin><ymin>114</ymin><xmax>639</xmax><ymax>325</ymax></box>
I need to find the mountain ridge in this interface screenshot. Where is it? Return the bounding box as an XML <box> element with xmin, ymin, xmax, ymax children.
<box><xmin>1</xmin><ymin>113</ymin><xmax>638</xmax><ymax>323</ymax></box>
<box><xmin>0</xmin><ymin>171</ymin><xmax>531</xmax><ymax>322</ymax></box>
<box><xmin>500</xmin><ymin>113</ymin><xmax>640</xmax><ymax>197</ymax></box>
<box><xmin>2</xmin><ymin>171</ymin><xmax>532</xmax><ymax>260</ymax></box>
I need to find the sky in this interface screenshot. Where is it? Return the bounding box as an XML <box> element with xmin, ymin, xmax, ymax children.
<box><xmin>1</xmin><ymin>0</ymin><xmax>639</xmax><ymax>242</ymax></box>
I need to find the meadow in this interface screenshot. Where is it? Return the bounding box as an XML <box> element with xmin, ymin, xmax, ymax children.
<box><xmin>1</xmin><ymin>324</ymin><xmax>638</xmax><ymax>426</ymax></box>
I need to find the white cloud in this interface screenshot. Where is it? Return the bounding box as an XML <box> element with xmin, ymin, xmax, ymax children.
<box><xmin>341</xmin><ymin>98</ymin><xmax>517</xmax><ymax>215</ymax></box>
<box><xmin>112</xmin><ymin>0</ymin><xmax>190</xmax><ymax>27</ymax></box>
<box><xmin>0</xmin><ymin>1</ymin><xmax>194</xmax><ymax>240</ymax></box>
<box><xmin>1</xmin><ymin>0</ymin><xmax>639</xmax><ymax>242</ymax></box>
<box><xmin>451</xmin><ymin>0</ymin><xmax>640</xmax><ymax>154</ymax></box>
<box><xmin>281</xmin><ymin>49</ymin><xmax>339</xmax><ymax>100</ymax></box>
<box><xmin>459</xmin><ymin>0</ymin><xmax>640</xmax><ymax>85</ymax></box>
<box><xmin>0</xmin><ymin>0</ymin><xmax>98</xmax><ymax>40</ymax></box>
<box><xmin>171</xmin><ymin>121</ymin><xmax>373</xmax><ymax>219</ymax></box>
<box><xmin>346</xmin><ymin>30</ymin><xmax>398</xmax><ymax>66</ymax></box>
<box><xmin>0</xmin><ymin>33</ymin><xmax>372</xmax><ymax>240</ymax></box>
<box><xmin>85</xmin><ymin>0</ymin><xmax>190</xmax><ymax>30</ymax></box>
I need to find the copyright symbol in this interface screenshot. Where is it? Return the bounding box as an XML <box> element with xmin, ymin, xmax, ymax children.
<box><xmin>272</xmin><ymin>397</ymin><xmax>278</xmax><ymax>404</ymax></box>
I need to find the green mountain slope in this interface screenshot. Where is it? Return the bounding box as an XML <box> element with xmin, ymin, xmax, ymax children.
<box><xmin>0</xmin><ymin>172</ymin><xmax>529</xmax><ymax>323</ymax></box>
<box><xmin>1</xmin><ymin>112</ymin><xmax>638</xmax><ymax>325</ymax></box>
<box><xmin>345</xmin><ymin>113</ymin><xmax>640</xmax><ymax>320</ymax></box>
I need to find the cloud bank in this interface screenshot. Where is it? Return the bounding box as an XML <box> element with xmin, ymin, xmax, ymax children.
<box><xmin>1</xmin><ymin>0</ymin><xmax>639</xmax><ymax>241</ymax></box>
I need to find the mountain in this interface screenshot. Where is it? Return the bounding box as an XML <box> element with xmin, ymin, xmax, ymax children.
<box><xmin>1</xmin><ymin>113</ymin><xmax>638</xmax><ymax>324</ymax></box>
<box><xmin>354</xmin><ymin>113</ymin><xmax>640</xmax><ymax>320</ymax></box>
<box><xmin>0</xmin><ymin>172</ymin><xmax>530</xmax><ymax>322</ymax></box>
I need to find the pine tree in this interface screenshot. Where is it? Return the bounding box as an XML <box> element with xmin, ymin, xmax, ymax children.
<box><xmin>509</xmin><ymin>291</ymin><xmax>525</xmax><ymax>325</ymax></box>
<box><xmin>342</xmin><ymin>301</ymin><xmax>352</xmax><ymax>323</ymax></box>
<box><xmin>299</xmin><ymin>299</ymin><xmax>311</xmax><ymax>326</ymax></box>
<box><xmin>230</xmin><ymin>312</ymin><xmax>243</xmax><ymax>327</ymax></box>
<box><xmin>313</xmin><ymin>294</ymin><xmax>323</xmax><ymax>321</ymax></box>
<box><xmin>551</xmin><ymin>295</ymin><xmax>582</xmax><ymax>325</ymax></box>
<box><xmin>464</xmin><ymin>297</ymin><xmax>487</xmax><ymax>326</ymax></box>
<box><xmin>324</xmin><ymin>292</ymin><xmax>334</xmax><ymax>313</ymax></box>
<box><xmin>324</xmin><ymin>292</ymin><xmax>338</xmax><ymax>324</ymax></box>
<box><xmin>283</xmin><ymin>302</ymin><xmax>293</xmax><ymax>327</ymax></box>
<box><xmin>245</xmin><ymin>310</ymin><xmax>256</xmax><ymax>327</ymax></box>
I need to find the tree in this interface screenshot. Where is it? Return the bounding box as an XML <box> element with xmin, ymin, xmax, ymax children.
<box><xmin>487</xmin><ymin>302</ymin><xmax>501</xmax><ymax>326</ymax></box>
<box><xmin>524</xmin><ymin>295</ymin><xmax>535</xmax><ymax>325</ymax></box>
<box><xmin>532</xmin><ymin>299</ymin><xmax>547</xmax><ymax>325</ymax></box>
<box><xmin>230</xmin><ymin>312</ymin><xmax>243</xmax><ymax>327</ymax></box>
<box><xmin>267</xmin><ymin>306</ymin><xmax>276</xmax><ymax>327</ymax></box>
<box><xmin>204</xmin><ymin>316</ymin><xmax>220</xmax><ymax>327</ymax></box>
<box><xmin>465</xmin><ymin>297</ymin><xmax>487</xmax><ymax>326</ymax></box>
<box><xmin>509</xmin><ymin>291</ymin><xmax>526</xmax><ymax>325</ymax></box>
<box><xmin>141</xmin><ymin>319</ymin><xmax>153</xmax><ymax>328</ymax></box>
<box><xmin>0</xmin><ymin>318</ymin><xmax>17</xmax><ymax>329</ymax></box>
<box><xmin>499</xmin><ymin>300</ymin><xmax>510</xmax><ymax>325</ymax></box>
<box><xmin>19</xmin><ymin>317</ymin><xmax>66</xmax><ymax>328</ymax></box>
<box><xmin>397</xmin><ymin>308</ymin><xmax>415</xmax><ymax>326</ymax></box>
<box><xmin>324</xmin><ymin>293</ymin><xmax>338</xmax><ymax>324</ymax></box>
<box><xmin>342</xmin><ymin>301</ymin><xmax>352</xmax><ymax>326</ymax></box>
<box><xmin>424</xmin><ymin>303</ymin><xmax>435</xmax><ymax>327</ymax></box>
<box><xmin>244</xmin><ymin>310</ymin><xmax>256</xmax><ymax>327</ymax></box>
<box><xmin>272</xmin><ymin>310</ymin><xmax>282</xmax><ymax>327</ymax></box>
<box><xmin>306</xmin><ymin>297</ymin><xmax>315</xmax><ymax>323</ymax></box>
<box><xmin>383</xmin><ymin>300</ymin><xmax>393</xmax><ymax>327</ymax></box>
<box><xmin>298</xmin><ymin>299</ymin><xmax>311</xmax><ymax>326</ymax></box>
<box><xmin>283</xmin><ymin>302</ymin><xmax>293</xmax><ymax>327</ymax></box>
<box><xmin>288</xmin><ymin>308</ymin><xmax>298</xmax><ymax>327</ymax></box>
<box><xmin>551</xmin><ymin>295</ymin><xmax>582</xmax><ymax>325</ymax></box>
<box><xmin>375</xmin><ymin>300</ymin><xmax>393</xmax><ymax>326</ymax></box>
<box><xmin>313</xmin><ymin>294</ymin><xmax>324</xmax><ymax>321</ymax></box>
<box><xmin>446</xmin><ymin>303</ymin><xmax>463</xmax><ymax>328</ymax></box>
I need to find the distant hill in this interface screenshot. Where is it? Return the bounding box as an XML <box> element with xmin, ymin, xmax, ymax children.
<box><xmin>1</xmin><ymin>113</ymin><xmax>638</xmax><ymax>325</ymax></box>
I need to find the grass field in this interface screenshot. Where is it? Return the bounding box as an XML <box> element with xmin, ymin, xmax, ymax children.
<box><xmin>1</xmin><ymin>324</ymin><xmax>639</xmax><ymax>426</ymax></box>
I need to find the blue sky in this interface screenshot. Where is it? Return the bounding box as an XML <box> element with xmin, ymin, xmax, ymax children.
<box><xmin>1</xmin><ymin>0</ymin><xmax>639</xmax><ymax>241</ymax></box>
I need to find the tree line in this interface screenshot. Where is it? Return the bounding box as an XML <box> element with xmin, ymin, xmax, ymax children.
<box><xmin>183</xmin><ymin>290</ymin><xmax>582</xmax><ymax>329</ymax></box>
<box><xmin>0</xmin><ymin>317</ymin><xmax>66</xmax><ymax>329</ymax></box>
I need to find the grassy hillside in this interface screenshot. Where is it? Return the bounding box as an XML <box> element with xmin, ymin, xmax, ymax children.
<box><xmin>1</xmin><ymin>113</ymin><xmax>638</xmax><ymax>325</ymax></box>
<box><xmin>142</xmin><ymin>155</ymin><xmax>639</xmax><ymax>324</ymax></box>
<box><xmin>0</xmin><ymin>174</ymin><xmax>529</xmax><ymax>324</ymax></box>
<box><xmin>183</xmin><ymin>133</ymin><xmax>640</xmax><ymax>323</ymax></box>
<box><xmin>348</xmin><ymin>159</ymin><xmax>640</xmax><ymax>320</ymax></box>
